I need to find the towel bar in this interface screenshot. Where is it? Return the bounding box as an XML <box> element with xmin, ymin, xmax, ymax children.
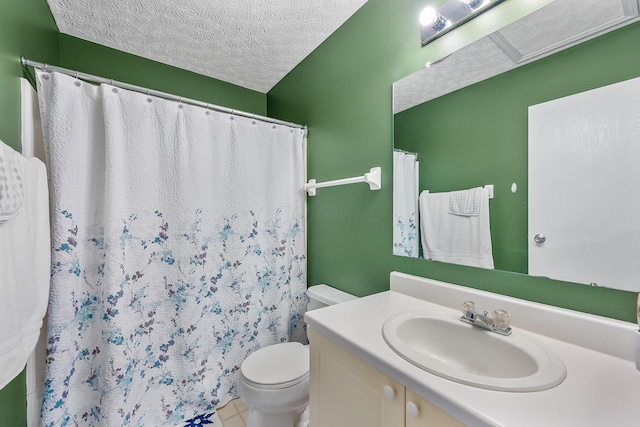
<box><xmin>423</xmin><ymin>184</ymin><xmax>494</xmax><ymax>199</ymax></box>
<box><xmin>305</xmin><ymin>167</ymin><xmax>382</xmax><ymax>196</ymax></box>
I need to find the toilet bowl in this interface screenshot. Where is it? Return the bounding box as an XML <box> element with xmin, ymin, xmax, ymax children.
<box><xmin>237</xmin><ymin>285</ymin><xmax>357</xmax><ymax>427</ymax></box>
<box><xmin>238</xmin><ymin>342</ymin><xmax>309</xmax><ymax>427</ymax></box>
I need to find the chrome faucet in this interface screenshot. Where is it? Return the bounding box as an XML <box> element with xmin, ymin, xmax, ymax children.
<box><xmin>460</xmin><ymin>301</ymin><xmax>512</xmax><ymax>336</ymax></box>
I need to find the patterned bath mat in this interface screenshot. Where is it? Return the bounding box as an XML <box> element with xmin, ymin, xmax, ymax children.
<box><xmin>181</xmin><ymin>411</ymin><xmax>224</xmax><ymax>427</ymax></box>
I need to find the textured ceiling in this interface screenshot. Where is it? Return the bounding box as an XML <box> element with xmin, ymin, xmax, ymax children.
<box><xmin>46</xmin><ymin>0</ymin><xmax>369</xmax><ymax>93</ymax></box>
<box><xmin>394</xmin><ymin>0</ymin><xmax>640</xmax><ymax>113</ymax></box>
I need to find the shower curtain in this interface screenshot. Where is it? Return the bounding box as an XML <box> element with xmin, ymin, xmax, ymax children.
<box><xmin>393</xmin><ymin>151</ymin><xmax>419</xmax><ymax>258</ymax></box>
<box><xmin>36</xmin><ymin>71</ymin><xmax>307</xmax><ymax>426</ymax></box>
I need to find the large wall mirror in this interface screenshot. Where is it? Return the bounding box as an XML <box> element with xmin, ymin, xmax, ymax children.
<box><xmin>392</xmin><ymin>0</ymin><xmax>640</xmax><ymax>292</ymax></box>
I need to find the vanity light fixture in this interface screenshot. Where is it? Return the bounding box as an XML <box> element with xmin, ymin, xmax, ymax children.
<box><xmin>421</xmin><ymin>0</ymin><xmax>506</xmax><ymax>46</ymax></box>
<box><xmin>463</xmin><ymin>0</ymin><xmax>490</xmax><ymax>11</ymax></box>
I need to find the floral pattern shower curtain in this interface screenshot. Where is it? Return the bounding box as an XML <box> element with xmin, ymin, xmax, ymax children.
<box><xmin>36</xmin><ymin>71</ymin><xmax>307</xmax><ymax>426</ymax></box>
<box><xmin>393</xmin><ymin>150</ymin><xmax>419</xmax><ymax>258</ymax></box>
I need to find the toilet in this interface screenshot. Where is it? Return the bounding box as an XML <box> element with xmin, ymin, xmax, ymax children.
<box><xmin>237</xmin><ymin>284</ymin><xmax>357</xmax><ymax>427</ymax></box>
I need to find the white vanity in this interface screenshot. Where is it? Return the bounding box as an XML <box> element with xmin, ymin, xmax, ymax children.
<box><xmin>304</xmin><ymin>272</ymin><xmax>639</xmax><ymax>426</ymax></box>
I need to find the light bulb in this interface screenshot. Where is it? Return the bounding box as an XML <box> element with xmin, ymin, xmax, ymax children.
<box><xmin>420</xmin><ymin>6</ymin><xmax>448</xmax><ymax>32</ymax></box>
<box><xmin>419</xmin><ymin>7</ymin><xmax>438</xmax><ymax>26</ymax></box>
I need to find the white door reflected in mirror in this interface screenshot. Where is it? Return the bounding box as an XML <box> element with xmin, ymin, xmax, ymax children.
<box><xmin>528</xmin><ymin>76</ymin><xmax>640</xmax><ymax>292</ymax></box>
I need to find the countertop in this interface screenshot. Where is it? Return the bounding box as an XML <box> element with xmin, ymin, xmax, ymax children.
<box><xmin>304</xmin><ymin>278</ymin><xmax>640</xmax><ymax>427</ymax></box>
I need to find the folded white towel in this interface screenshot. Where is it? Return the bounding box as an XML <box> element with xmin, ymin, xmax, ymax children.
<box><xmin>0</xmin><ymin>153</ymin><xmax>50</xmax><ymax>389</ymax></box>
<box><xmin>0</xmin><ymin>141</ymin><xmax>25</xmax><ymax>222</ymax></box>
<box><xmin>449</xmin><ymin>187</ymin><xmax>482</xmax><ymax>217</ymax></box>
<box><xmin>420</xmin><ymin>189</ymin><xmax>494</xmax><ymax>269</ymax></box>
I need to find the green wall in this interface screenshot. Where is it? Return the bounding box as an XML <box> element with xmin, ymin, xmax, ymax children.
<box><xmin>394</xmin><ymin>90</ymin><xmax>530</xmax><ymax>274</ymax></box>
<box><xmin>268</xmin><ymin>0</ymin><xmax>638</xmax><ymax>323</ymax></box>
<box><xmin>0</xmin><ymin>0</ymin><xmax>58</xmax><ymax>151</ymax></box>
<box><xmin>267</xmin><ymin>0</ymin><xmax>419</xmax><ymax>297</ymax></box>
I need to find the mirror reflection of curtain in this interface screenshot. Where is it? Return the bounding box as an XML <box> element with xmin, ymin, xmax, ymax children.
<box><xmin>393</xmin><ymin>150</ymin><xmax>419</xmax><ymax>257</ymax></box>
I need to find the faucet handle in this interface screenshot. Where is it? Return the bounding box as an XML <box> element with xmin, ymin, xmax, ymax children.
<box><xmin>492</xmin><ymin>309</ymin><xmax>511</xmax><ymax>329</ymax></box>
<box><xmin>461</xmin><ymin>301</ymin><xmax>476</xmax><ymax>316</ymax></box>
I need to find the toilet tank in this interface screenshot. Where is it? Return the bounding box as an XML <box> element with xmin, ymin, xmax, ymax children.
<box><xmin>306</xmin><ymin>284</ymin><xmax>357</xmax><ymax>311</ymax></box>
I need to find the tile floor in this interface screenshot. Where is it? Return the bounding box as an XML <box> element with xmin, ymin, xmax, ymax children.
<box><xmin>218</xmin><ymin>398</ymin><xmax>249</xmax><ymax>427</ymax></box>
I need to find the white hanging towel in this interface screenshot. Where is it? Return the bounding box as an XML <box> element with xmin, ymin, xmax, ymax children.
<box><xmin>419</xmin><ymin>188</ymin><xmax>494</xmax><ymax>269</ymax></box>
<box><xmin>0</xmin><ymin>142</ymin><xmax>25</xmax><ymax>222</ymax></box>
<box><xmin>0</xmin><ymin>140</ymin><xmax>50</xmax><ymax>389</ymax></box>
<box><xmin>449</xmin><ymin>187</ymin><xmax>482</xmax><ymax>216</ymax></box>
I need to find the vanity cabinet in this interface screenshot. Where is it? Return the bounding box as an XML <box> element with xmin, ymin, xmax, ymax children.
<box><xmin>309</xmin><ymin>327</ymin><xmax>465</xmax><ymax>427</ymax></box>
<box><xmin>405</xmin><ymin>389</ymin><xmax>465</xmax><ymax>427</ymax></box>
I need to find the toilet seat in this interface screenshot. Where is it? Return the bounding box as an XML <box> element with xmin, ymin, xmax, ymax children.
<box><xmin>241</xmin><ymin>371</ymin><xmax>309</xmax><ymax>390</ymax></box>
<box><xmin>240</xmin><ymin>342</ymin><xmax>309</xmax><ymax>389</ymax></box>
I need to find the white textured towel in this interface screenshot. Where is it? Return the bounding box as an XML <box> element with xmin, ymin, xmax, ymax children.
<box><xmin>0</xmin><ymin>141</ymin><xmax>25</xmax><ymax>222</ymax></box>
<box><xmin>449</xmin><ymin>187</ymin><xmax>482</xmax><ymax>217</ymax></box>
<box><xmin>420</xmin><ymin>189</ymin><xmax>494</xmax><ymax>269</ymax></box>
<box><xmin>0</xmin><ymin>149</ymin><xmax>50</xmax><ymax>389</ymax></box>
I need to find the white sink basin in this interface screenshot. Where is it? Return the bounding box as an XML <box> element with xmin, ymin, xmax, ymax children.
<box><xmin>382</xmin><ymin>311</ymin><xmax>566</xmax><ymax>392</ymax></box>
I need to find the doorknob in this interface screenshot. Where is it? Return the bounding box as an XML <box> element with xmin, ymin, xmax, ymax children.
<box><xmin>534</xmin><ymin>234</ymin><xmax>546</xmax><ymax>244</ymax></box>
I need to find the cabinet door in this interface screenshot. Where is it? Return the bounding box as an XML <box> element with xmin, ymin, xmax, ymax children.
<box><xmin>309</xmin><ymin>328</ymin><xmax>405</xmax><ymax>427</ymax></box>
<box><xmin>405</xmin><ymin>389</ymin><xmax>466</xmax><ymax>427</ymax></box>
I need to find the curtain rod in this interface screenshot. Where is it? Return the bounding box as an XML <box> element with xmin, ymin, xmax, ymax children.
<box><xmin>20</xmin><ymin>57</ymin><xmax>306</xmax><ymax>130</ymax></box>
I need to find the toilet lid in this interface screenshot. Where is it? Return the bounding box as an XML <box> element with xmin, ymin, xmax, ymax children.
<box><xmin>241</xmin><ymin>342</ymin><xmax>309</xmax><ymax>386</ymax></box>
